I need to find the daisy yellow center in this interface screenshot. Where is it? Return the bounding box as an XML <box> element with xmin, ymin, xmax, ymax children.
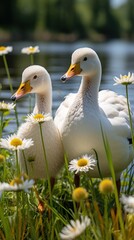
<box><xmin>0</xmin><ymin>46</ymin><xmax>6</xmax><ymax>51</ymax></box>
<box><xmin>10</xmin><ymin>138</ymin><xmax>23</xmax><ymax>147</ymax></box>
<box><xmin>33</xmin><ymin>113</ymin><xmax>44</xmax><ymax>119</ymax></box>
<box><xmin>71</xmin><ymin>227</ymin><xmax>77</xmax><ymax>232</ymax></box>
<box><xmin>77</xmin><ymin>158</ymin><xmax>88</xmax><ymax>167</ymax></box>
<box><xmin>122</xmin><ymin>75</ymin><xmax>128</xmax><ymax>79</ymax></box>
<box><xmin>29</xmin><ymin>47</ymin><xmax>35</xmax><ymax>52</ymax></box>
<box><xmin>10</xmin><ymin>178</ymin><xmax>23</xmax><ymax>186</ymax></box>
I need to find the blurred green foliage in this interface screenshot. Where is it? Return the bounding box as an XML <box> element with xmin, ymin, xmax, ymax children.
<box><xmin>0</xmin><ymin>0</ymin><xmax>133</xmax><ymax>41</ymax></box>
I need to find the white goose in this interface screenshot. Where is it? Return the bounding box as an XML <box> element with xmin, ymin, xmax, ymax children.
<box><xmin>12</xmin><ymin>65</ymin><xmax>64</xmax><ymax>179</ymax></box>
<box><xmin>54</xmin><ymin>47</ymin><xmax>134</xmax><ymax>180</ymax></box>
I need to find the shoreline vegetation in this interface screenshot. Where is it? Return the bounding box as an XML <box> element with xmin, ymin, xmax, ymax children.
<box><xmin>0</xmin><ymin>28</ymin><xmax>133</xmax><ymax>43</ymax></box>
<box><xmin>0</xmin><ymin>0</ymin><xmax>134</xmax><ymax>43</ymax></box>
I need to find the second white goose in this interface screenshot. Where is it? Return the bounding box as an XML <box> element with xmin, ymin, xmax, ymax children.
<box><xmin>54</xmin><ymin>47</ymin><xmax>134</xmax><ymax>180</ymax></box>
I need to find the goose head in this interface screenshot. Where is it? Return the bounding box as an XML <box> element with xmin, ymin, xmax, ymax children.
<box><xmin>61</xmin><ymin>47</ymin><xmax>101</xmax><ymax>82</ymax></box>
<box><xmin>11</xmin><ymin>65</ymin><xmax>51</xmax><ymax>101</ymax></box>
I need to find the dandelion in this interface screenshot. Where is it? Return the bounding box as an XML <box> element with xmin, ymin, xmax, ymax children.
<box><xmin>120</xmin><ymin>195</ymin><xmax>134</xmax><ymax>214</ymax></box>
<box><xmin>72</xmin><ymin>187</ymin><xmax>88</xmax><ymax>202</ymax></box>
<box><xmin>69</xmin><ymin>154</ymin><xmax>96</xmax><ymax>174</ymax></box>
<box><xmin>114</xmin><ymin>72</ymin><xmax>134</xmax><ymax>85</ymax></box>
<box><xmin>0</xmin><ymin>101</ymin><xmax>15</xmax><ymax>113</ymax></box>
<box><xmin>0</xmin><ymin>46</ymin><xmax>13</xmax><ymax>55</ymax></box>
<box><xmin>0</xmin><ymin>133</ymin><xmax>34</xmax><ymax>151</ymax></box>
<box><xmin>21</xmin><ymin>46</ymin><xmax>40</xmax><ymax>55</ymax></box>
<box><xmin>26</xmin><ymin>113</ymin><xmax>52</xmax><ymax>124</ymax></box>
<box><xmin>59</xmin><ymin>216</ymin><xmax>90</xmax><ymax>240</ymax></box>
<box><xmin>0</xmin><ymin>176</ymin><xmax>34</xmax><ymax>197</ymax></box>
<box><xmin>99</xmin><ymin>179</ymin><xmax>114</xmax><ymax>194</ymax></box>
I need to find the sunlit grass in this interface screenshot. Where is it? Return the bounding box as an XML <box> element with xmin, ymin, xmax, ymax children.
<box><xmin>0</xmin><ymin>133</ymin><xmax>133</xmax><ymax>239</ymax></box>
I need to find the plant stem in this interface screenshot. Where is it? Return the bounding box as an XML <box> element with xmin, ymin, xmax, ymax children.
<box><xmin>125</xmin><ymin>84</ymin><xmax>134</xmax><ymax>147</ymax></box>
<box><xmin>64</xmin><ymin>153</ymin><xmax>78</xmax><ymax>218</ymax></box>
<box><xmin>15</xmin><ymin>150</ymin><xmax>20</xmax><ymax>176</ymax></box>
<box><xmin>30</xmin><ymin>54</ymin><xmax>34</xmax><ymax>65</ymax></box>
<box><xmin>0</xmin><ymin>112</ymin><xmax>3</xmax><ymax>138</ymax></box>
<box><xmin>104</xmin><ymin>196</ymin><xmax>108</xmax><ymax>240</ymax></box>
<box><xmin>3</xmin><ymin>55</ymin><xmax>19</xmax><ymax>127</ymax></box>
<box><xmin>39</xmin><ymin>123</ymin><xmax>52</xmax><ymax>206</ymax></box>
<box><xmin>100</xmin><ymin>123</ymin><xmax>125</xmax><ymax>237</ymax></box>
<box><xmin>14</xmin><ymin>105</ymin><xmax>19</xmax><ymax>127</ymax></box>
<box><xmin>28</xmin><ymin>54</ymin><xmax>34</xmax><ymax>113</ymax></box>
<box><xmin>22</xmin><ymin>150</ymin><xmax>28</xmax><ymax>175</ymax></box>
<box><xmin>3</xmin><ymin>55</ymin><xmax>13</xmax><ymax>93</ymax></box>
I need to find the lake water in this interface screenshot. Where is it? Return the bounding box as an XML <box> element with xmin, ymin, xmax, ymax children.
<box><xmin>0</xmin><ymin>39</ymin><xmax>134</xmax><ymax>134</ymax></box>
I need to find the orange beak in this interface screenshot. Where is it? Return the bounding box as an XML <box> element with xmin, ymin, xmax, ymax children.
<box><xmin>61</xmin><ymin>63</ymin><xmax>81</xmax><ymax>82</ymax></box>
<box><xmin>11</xmin><ymin>80</ymin><xmax>32</xmax><ymax>101</ymax></box>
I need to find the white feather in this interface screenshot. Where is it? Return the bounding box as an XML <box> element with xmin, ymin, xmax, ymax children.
<box><xmin>54</xmin><ymin>48</ymin><xmax>134</xmax><ymax>179</ymax></box>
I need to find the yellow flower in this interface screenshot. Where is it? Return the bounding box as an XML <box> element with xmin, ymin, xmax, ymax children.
<box><xmin>21</xmin><ymin>46</ymin><xmax>40</xmax><ymax>55</ymax></box>
<box><xmin>69</xmin><ymin>154</ymin><xmax>96</xmax><ymax>174</ymax></box>
<box><xmin>59</xmin><ymin>216</ymin><xmax>90</xmax><ymax>240</ymax></box>
<box><xmin>0</xmin><ymin>134</ymin><xmax>34</xmax><ymax>151</ymax></box>
<box><xmin>114</xmin><ymin>72</ymin><xmax>134</xmax><ymax>85</ymax></box>
<box><xmin>0</xmin><ymin>46</ymin><xmax>13</xmax><ymax>55</ymax></box>
<box><xmin>10</xmin><ymin>177</ymin><xmax>23</xmax><ymax>186</ymax></box>
<box><xmin>72</xmin><ymin>187</ymin><xmax>88</xmax><ymax>202</ymax></box>
<box><xmin>0</xmin><ymin>101</ymin><xmax>15</xmax><ymax>113</ymax></box>
<box><xmin>0</xmin><ymin>177</ymin><xmax>35</xmax><ymax>197</ymax></box>
<box><xmin>10</xmin><ymin>138</ymin><xmax>23</xmax><ymax>147</ymax></box>
<box><xmin>99</xmin><ymin>179</ymin><xmax>114</xmax><ymax>194</ymax></box>
<box><xmin>26</xmin><ymin>112</ymin><xmax>52</xmax><ymax>124</ymax></box>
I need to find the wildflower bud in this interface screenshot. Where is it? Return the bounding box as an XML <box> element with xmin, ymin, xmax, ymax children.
<box><xmin>72</xmin><ymin>187</ymin><xmax>88</xmax><ymax>202</ymax></box>
<box><xmin>0</xmin><ymin>154</ymin><xmax>5</xmax><ymax>163</ymax></box>
<box><xmin>99</xmin><ymin>179</ymin><xmax>114</xmax><ymax>194</ymax></box>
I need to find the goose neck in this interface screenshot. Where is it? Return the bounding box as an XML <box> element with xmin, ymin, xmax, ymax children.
<box><xmin>78</xmin><ymin>75</ymin><xmax>100</xmax><ymax>106</ymax></box>
<box><xmin>33</xmin><ymin>92</ymin><xmax>52</xmax><ymax>114</ymax></box>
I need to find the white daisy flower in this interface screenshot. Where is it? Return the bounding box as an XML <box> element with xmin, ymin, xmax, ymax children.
<box><xmin>26</xmin><ymin>113</ymin><xmax>52</xmax><ymax>124</ymax></box>
<box><xmin>0</xmin><ymin>134</ymin><xmax>34</xmax><ymax>151</ymax></box>
<box><xmin>59</xmin><ymin>216</ymin><xmax>90</xmax><ymax>240</ymax></box>
<box><xmin>0</xmin><ymin>101</ymin><xmax>15</xmax><ymax>112</ymax></box>
<box><xmin>0</xmin><ymin>177</ymin><xmax>34</xmax><ymax>197</ymax></box>
<box><xmin>120</xmin><ymin>195</ymin><xmax>134</xmax><ymax>214</ymax></box>
<box><xmin>114</xmin><ymin>72</ymin><xmax>134</xmax><ymax>85</ymax></box>
<box><xmin>0</xmin><ymin>46</ymin><xmax>13</xmax><ymax>55</ymax></box>
<box><xmin>69</xmin><ymin>154</ymin><xmax>96</xmax><ymax>174</ymax></box>
<box><xmin>21</xmin><ymin>46</ymin><xmax>40</xmax><ymax>55</ymax></box>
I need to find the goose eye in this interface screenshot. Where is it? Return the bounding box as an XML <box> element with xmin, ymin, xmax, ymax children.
<box><xmin>83</xmin><ymin>57</ymin><xmax>87</xmax><ymax>61</ymax></box>
<box><xmin>33</xmin><ymin>75</ymin><xmax>37</xmax><ymax>79</ymax></box>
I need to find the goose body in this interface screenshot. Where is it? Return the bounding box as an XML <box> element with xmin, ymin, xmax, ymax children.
<box><xmin>12</xmin><ymin>65</ymin><xmax>64</xmax><ymax>179</ymax></box>
<box><xmin>54</xmin><ymin>48</ymin><xmax>133</xmax><ymax>179</ymax></box>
